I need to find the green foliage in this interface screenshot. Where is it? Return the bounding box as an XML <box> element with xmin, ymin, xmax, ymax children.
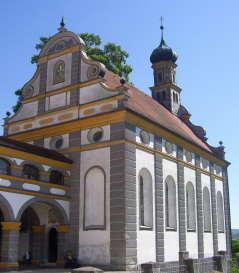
<box><xmin>78</xmin><ymin>33</ymin><xmax>101</xmax><ymax>48</ymax></box>
<box><xmin>229</xmin><ymin>259</ymin><xmax>239</xmax><ymax>273</ymax></box>
<box><xmin>31</xmin><ymin>36</ymin><xmax>52</xmax><ymax>64</ymax></box>
<box><xmin>13</xmin><ymin>33</ymin><xmax>132</xmax><ymax>114</ymax></box>
<box><xmin>12</xmin><ymin>88</ymin><xmax>23</xmax><ymax>113</ymax></box>
<box><xmin>232</xmin><ymin>239</ymin><xmax>239</xmax><ymax>254</ymax></box>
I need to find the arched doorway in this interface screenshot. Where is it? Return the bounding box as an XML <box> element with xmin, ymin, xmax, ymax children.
<box><xmin>48</xmin><ymin>227</ymin><xmax>58</xmax><ymax>262</ymax></box>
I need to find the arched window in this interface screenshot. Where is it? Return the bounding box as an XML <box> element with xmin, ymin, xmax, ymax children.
<box><xmin>165</xmin><ymin>176</ymin><xmax>177</xmax><ymax>230</ymax></box>
<box><xmin>22</xmin><ymin>165</ymin><xmax>39</xmax><ymax>180</ymax></box>
<box><xmin>50</xmin><ymin>171</ymin><xmax>64</xmax><ymax>185</ymax></box>
<box><xmin>84</xmin><ymin>167</ymin><xmax>105</xmax><ymax>229</ymax></box>
<box><xmin>203</xmin><ymin>186</ymin><xmax>211</xmax><ymax>232</ymax></box>
<box><xmin>186</xmin><ymin>182</ymin><xmax>196</xmax><ymax>231</ymax></box>
<box><xmin>217</xmin><ymin>191</ymin><xmax>224</xmax><ymax>232</ymax></box>
<box><xmin>163</xmin><ymin>91</ymin><xmax>166</xmax><ymax>100</ymax></box>
<box><xmin>139</xmin><ymin>169</ymin><xmax>153</xmax><ymax>228</ymax></box>
<box><xmin>158</xmin><ymin>73</ymin><xmax>162</xmax><ymax>83</ymax></box>
<box><xmin>0</xmin><ymin>158</ymin><xmax>11</xmax><ymax>175</ymax></box>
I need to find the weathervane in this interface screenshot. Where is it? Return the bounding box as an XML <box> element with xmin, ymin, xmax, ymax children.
<box><xmin>160</xmin><ymin>16</ymin><xmax>164</xmax><ymax>39</ymax></box>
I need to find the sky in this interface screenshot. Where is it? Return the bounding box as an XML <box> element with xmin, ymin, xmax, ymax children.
<box><xmin>0</xmin><ymin>0</ymin><xmax>239</xmax><ymax>228</ymax></box>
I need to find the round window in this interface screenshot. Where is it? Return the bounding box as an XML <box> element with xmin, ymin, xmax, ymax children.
<box><xmin>185</xmin><ymin>151</ymin><xmax>192</xmax><ymax>163</ymax></box>
<box><xmin>140</xmin><ymin>130</ymin><xmax>150</xmax><ymax>145</ymax></box>
<box><xmin>165</xmin><ymin>141</ymin><xmax>173</xmax><ymax>154</ymax></box>
<box><xmin>50</xmin><ymin>136</ymin><xmax>63</xmax><ymax>150</ymax></box>
<box><xmin>202</xmin><ymin>158</ymin><xmax>208</xmax><ymax>169</ymax></box>
<box><xmin>88</xmin><ymin>127</ymin><xmax>103</xmax><ymax>143</ymax></box>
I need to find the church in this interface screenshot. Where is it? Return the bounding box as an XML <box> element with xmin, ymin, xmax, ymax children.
<box><xmin>0</xmin><ymin>19</ymin><xmax>231</xmax><ymax>272</ymax></box>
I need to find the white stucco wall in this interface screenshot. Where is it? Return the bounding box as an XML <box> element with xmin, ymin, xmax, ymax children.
<box><xmin>136</xmin><ymin>149</ymin><xmax>156</xmax><ymax>264</ymax></box>
<box><xmin>79</xmin><ymin>147</ymin><xmax>110</xmax><ymax>265</ymax></box>
<box><xmin>0</xmin><ymin>191</ymin><xmax>34</xmax><ymax>218</ymax></box>
<box><xmin>163</xmin><ymin>158</ymin><xmax>179</xmax><ymax>262</ymax></box>
<box><xmin>9</xmin><ymin>101</ymin><xmax>38</xmax><ymax>124</ymax></box>
<box><xmin>79</xmin><ymin>83</ymin><xmax>118</xmax><ymax>105</ymax></box>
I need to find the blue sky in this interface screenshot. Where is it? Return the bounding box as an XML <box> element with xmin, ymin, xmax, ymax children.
<box><xmin>0</xmin><ymin>0</ymin><xmax>239</xmax><ymax>228</ymax></box>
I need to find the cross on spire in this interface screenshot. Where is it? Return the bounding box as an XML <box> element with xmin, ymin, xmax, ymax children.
<box><xmin>160</xmin><ymin>16</ymin><xmax>164</xmax><ymax>39</ymax></box>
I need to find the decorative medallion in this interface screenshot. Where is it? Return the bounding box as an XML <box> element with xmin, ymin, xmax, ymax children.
<box><xmin>48</xmin><ymin>209</ymin><xmax>59</xmax><ymax>224</ymax></box>
<box><xmin>46</xmin><ymin>38</ymin><xmax>75</xmax><ymax>55</ymax></box>
<box><xmin>54</xmin><ymin>61</ymin><xmax>65</xmax><ymax>84</ymax></box>
<box><xmin>87</xmin><ymin>65</ymin><xmax>99</xmax><ymax>79</ymax></box>
<box><xmin>22</xmin><ymin>85</ymin><xmax>34</xmax><ymax>99</ymax></box>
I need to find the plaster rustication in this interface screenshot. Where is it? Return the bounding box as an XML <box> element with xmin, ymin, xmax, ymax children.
<box><xmin>222</xmin><ymin>167</ymin><xmax>232</xmax><ymax>256</ymax></box>
<box><xmin>68</xmin><ymin>150</ymin><xmax>81</xmax><ymax>256</ymax></box>
<box><xmin>210</xmin><ymin>174</ymin><xmax>218</xmax><ymax>254</ymax></box>
<box><xmin>71</xmin><ymin>51</ymin><xmax>80</xmax><ymax>85</ymax></box>
<box><xmin>110</xmin><ymin>142</ymin><xmax>137</xmax><ymax>270</ymax></box>
<box><xmin>37</xmin><ymin>97</ymin><xmax>46</xmax><ymax>115</ymax></box>
<box><xmin>39</xmin><ymin>62</ymin><xmax>47</xmax><ymax>94</ymax></box>
<box><xmin>196</xmin><ymin>161</ymin><xmax>204</xmax><ymax>258</ymax></box>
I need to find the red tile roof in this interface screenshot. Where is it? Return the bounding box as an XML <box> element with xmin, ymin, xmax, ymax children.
<box><xmin>0</xmin><ymin>136</ymin><xmax>72</xmax><ymax>163</ymax></box>
<box><xmin>104</xmin><ymin>70</ymin><xmax>212</xmax><ymax>153</ymax></box>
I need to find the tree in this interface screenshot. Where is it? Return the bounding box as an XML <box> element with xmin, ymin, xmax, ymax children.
<box><xmin>232</xmin><ymin>239</ymin><xmax>239</xmax><ymax>255</ymax></box>
<box><xmin>12</xmin><ymin>33</ymin><xmax>132</xmax><ymax>113</ymax></box>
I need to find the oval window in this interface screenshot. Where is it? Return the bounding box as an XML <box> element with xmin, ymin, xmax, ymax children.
<box><xmin>140</xmin><ymin>130</ymin><xmax>150</xmax><ymax>145</ymax></box>
<box><xmin>50</xmin><ymin>136</ymin><xmax>63</xmax><ymax>150</ymax></box>
<box><xmin>88</xmin><ymin>127</ymin><xmax>103</xmax><ymax>143</ymax></box>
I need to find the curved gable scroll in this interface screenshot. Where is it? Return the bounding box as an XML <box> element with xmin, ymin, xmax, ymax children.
<box><xmin>39</xmin><ymin>31</ymin><xmax>87</xmax><ymax>58</ymax></box>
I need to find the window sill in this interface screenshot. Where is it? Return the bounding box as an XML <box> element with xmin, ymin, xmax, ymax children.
<box><xmin>166</xmin><ymin>227</ymin><xmax>177</xmax><ymax>232</ymax></box>
<box><xmin>187</xmin><ymin>228</ymin><xmax>196</xmax><ymax>232</ymax></box>
<box><xmin>84</xmin><ymin>225</ymin><xmax>105</xmax><ymax>231</ymax></box>
<box><xmin>204</xmin><ymin>229</ymin><xmax>211</xmax><ymax>233</ymax></box>
<box><xmin>140</xmin><ymin>225</ymin><xmax>152</xmax><ymax>230</ymax></box>
<box><xmin>218</xmin><ymin>230</ymin><xmax>225</xmax><ymax>233</ymax></box>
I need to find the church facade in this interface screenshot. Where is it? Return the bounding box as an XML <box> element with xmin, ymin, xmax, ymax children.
<box><xmin>0</xmin><ymin>21</ymin><xmax>231</xmax><ymax>272</ymax></box>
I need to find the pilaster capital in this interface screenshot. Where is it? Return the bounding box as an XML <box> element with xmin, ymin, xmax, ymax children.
<box><xmin>1</xmin><ymin>222</ymin><xmax>21</xmax><ymax>230</ymax></box>
<box><xmin>56</xmin><ymin>225</ymin><xmax>71</xmax><ymax>232</ymax></box>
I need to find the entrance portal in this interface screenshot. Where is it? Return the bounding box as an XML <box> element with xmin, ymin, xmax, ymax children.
<box><xmin>48</xmin><ymin>227</ymin><xmax>58</xmax><ymax>262</ymax></box>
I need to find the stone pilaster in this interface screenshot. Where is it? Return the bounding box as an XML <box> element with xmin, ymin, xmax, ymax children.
<box><xmin>222</xmin><ymin>167</ymin><xmax>232</xmax><ymax>256</ymax></box>
<box><xmin>154</xmin><ymin>134</ymin><xmax>164</xmax><ymax>263</ymax></box>
<box><xmin>110</xmin><ymin>142</ymin><xmax>137</xmax><ymax>270</ymax></box>
<box><xmin>195</xmin><ymin>154</ymin><xmax>204</xmax><ymax>258</ymax></box>
<box><xmin>71</xmin><ymin>51</ymin><xmax>80</xmax><ymax>85</ymax></box>
<box><xmin>210</xmin><ymin>162</ymin><xmax>218</xmax><ymax>255</ymax></box>
<box><xmin>32</xmin><ymin>225</ymin><xmax>46</xmax><ymax>265</ymax></box>
<box><xmin>177</xmin><ymin>145</ymin><xmax>186</xmax><ymax>251</ymax></box>
<box><xmin>68</xmin><ymin>130</ymin><xmax>81</xmax><ymax>256</ymax></box>
<box><xmin>56</xmin><ymin>225</ymin><xmax>70</xmax><ymax>266</ymax></box>
<box><xmin>0</xmin><ymin>222</ymin><xmax>21</xmax><ymax>272</ymax></box>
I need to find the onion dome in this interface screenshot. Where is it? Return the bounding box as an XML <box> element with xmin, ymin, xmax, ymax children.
<box><xmin>150</xmin><ymin>18</ymin><xmax>178</xmax><ymax>64</ymax></box>
<box><xmin>150</xmin><ymin>38</ymin><xmax>178</xmax><ymax>64</ymax></box>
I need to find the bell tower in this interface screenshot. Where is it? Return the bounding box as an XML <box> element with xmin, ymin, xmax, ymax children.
<box><xmin>149</xmin><ymin>17</ymin><xmax>182</xmax><ymax>116</ymax></box>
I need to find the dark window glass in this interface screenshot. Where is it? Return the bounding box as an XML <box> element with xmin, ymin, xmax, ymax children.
<box><xmin>22</xmin><ymin>165</ymin><xmax>39</xmax><ymax>180</ymax></box>
<box><xmin>93</xmin><ymin>131</ymin><xmax>103</xmax><ymax>142</ymax></box>
<box><xmin>140</xmin><ymin>175</ymin><xmax>144</xmax><ymax>226</ymax></box>
<box><xmin>158</xmin><ymin>73</ymin><xmax>162</xmax><ymax>82</ymax></box>
<box><xmin>50</xmin><ymin>171</ymin><xmax>64</xmax><ymax>185</ymax></box>
<box><xmin>0</xmin><ymin>158</ymin><xmax>10</xmax><ymax>175</ymax></box>
<box><xmin>55</xmin><ymin>139</ymin><xmax>63</xmax><ymax>149</ymax></box>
